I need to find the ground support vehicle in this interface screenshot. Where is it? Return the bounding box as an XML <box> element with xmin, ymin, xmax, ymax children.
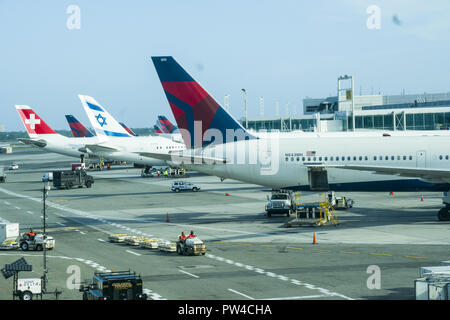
<box><xmin>176</xmin><ymin>237</ymin><xmax>207</xmax><ymax>256</ymax></box>
<box><xmin>158</xmin><ymin>240</ymin><xmax>177</xmax><ymax>252</ymax></box>
<box><xmin>53</xmin><ymin>170</ymin><xmax>94</xmax><ymax>189</ymax></box>
<box><xmin>79</xmin><ymin>271</ymin><xmax>147</xmax><ymax>300</ymax></box>
<box><xmin>19</xmin><ymin>233</ymin><xmax>55</xmax><ymax>251</ymax></box>
<box><xmin>171</xmin><ymin>181</ymin><xmax>200</xmax><ymax>192</ymax></box>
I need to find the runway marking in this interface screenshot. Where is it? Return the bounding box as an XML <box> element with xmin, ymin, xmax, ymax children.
<box><xmin>143</xmin><ymin>288</ymin><xmax>167</xmax><ymax>300</ymax></box>
<box><xmin>237</xmin><ymin>243</ymin><xmax>253</xmax><ymax>246</ymax></box>
<box><xmin>4</xmin><ymin>201</ymin><xmax>10</xmax><ymax>205</ymax></box>
<box><xmin>340</xmin><ymin>251</ymin><xmax>360</xmax><ymax>254</ymax></box>
<box><xmin>369</xmin><ymin>253</ymin><xmax>393</xmax><ymax>257</ymax></box>
<box><xmin>79</xmin><ymin>231</ymin><xmax>86</xmax><ymax>235</ymax></box>
<box><xmin>261</xmin><ymin>244</ymin><xmax>275</xmax><ymax>248</ymax></box>
<box><xmin>126</xmin><ymin>250</ymin><xmax>141</xmax><ymax>256</ymax></box>
<box><xmin>228</xmin><ymin>288</ymin><xmax>254</xmax><ymax>300</ymax></box>
<box><xmin>26</xmin><ymin>211</ymin><xmax>33</xmax><ymax>215</ymax></box>
<box><xmin>14</xmin><ymin>206</ymin><xmax>21</xmax><ymax>210</ymax></box>
<box><xmin>56</xmin><ymin>222</ymin><xmax>66</xmax><ymax>227</ymax></box>
<box><xmin>286</xmin><ymin>246</ymin><xmax>303</xmax><ymax>250</ymax></box>
<box><xmin>405</xmin><ymin>255</ymin><xmax>427</xmax><ymax>259</ymax></box>
<box><xmin>312</xmin><ymin>249</ymin><xmax>329</xmax><ymax>253</ymax></box>
<box><xmin>263</xmin><ymin>294</ymin><xmax>331</xmax><ymax>300</ymax></box>
<box><xmin>97</xmin><ymin>239</ymin><xmax>106</xmax><ymax>243</ymax></box>
<box><xmin>207</xmin><ymin>253</ymin><xmax>353</xmax><ymax>300</ymax></box>
<box><xmin>213</xmin><ymin>241</ymin><xmax>228</xmax><ymax>244</ymax></box>
<box><xmin>179</xmin><ymin>269</ymin><xmax>200</xmax><ymax>279</ymax></box>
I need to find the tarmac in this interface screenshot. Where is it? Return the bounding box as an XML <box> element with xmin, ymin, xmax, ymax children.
<box><xmin>1</xmin><ymin>146</ymin><xmax>449</xmax><ymax>300</ymax></box>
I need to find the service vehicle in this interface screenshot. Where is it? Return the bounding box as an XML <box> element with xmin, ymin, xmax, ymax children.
<box><xmin>124</xmin><ymin>236</ymin><xmax>148</xmax><ymax>246</ymax></box>
<box><xmin>19</xmin><ymin>233</ymin><xmax>55</xmax><ymax>251</ymax></box>
<box><xmin>171</xmin><ymin>181</ymin><xmax>200</xmax><ymax>193</ymax></box>
<box><xmin>41</xmin><ymin>172</ymin><xmax>53</xmax><ymax>182</ymax></box>
<box><xmin>327</xmin><ymin>191</ymin><xmax>354</xmax><ymax>210</ymax></box>
<box><xmin>8</xmin><ymin>163</ymin><xmax>19</xmax><ymax>170</ymax></box>
<box><xmin>0</xmin><ymin>166</ymin><xmax>5</xmax><ymax>183</ymax></box>
<box><xmin>176</xmin><ymin>237</ymin><xmax>207</xmax><ymax>256</ymax></box>
<box><xmin>79</xmin><ymin>271</ymin><xmax>148</xmax><ymax>300</ymax></box>
<box><xmin>53</xmin><ymin>170</ymin><xmax>94</xmax><ymax>189</ymax></box>
<box><xmin>15</xmin><ymin>278</ymin><xmax>42</xmax><ymax>300</ymax></box>
<box><xmin>108</xmin><ymin>234</ymin><xmax>130</xmax><ymax>243</ymax></box>
<box><xmin>0</xmin><ymin>223</ymin><xmax>19</xmax><ymax>250</ymax></box>
<box><xmin>265</xmin><ymin>191</ymin><xmax>296</xmax><ymax>217</ymax></box>
<box><xmin>158</xmin><ymin>240</ymin><xmax>177</xmax><ymax>252</ymax></box>
<box><xmin>140</xmin><ymin>238</ymin><xmax>159</xmax><ymax>249</ymax></box>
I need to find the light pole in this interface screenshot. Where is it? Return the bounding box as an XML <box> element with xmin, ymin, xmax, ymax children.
<box><xmin>338</xmin><ymin>75</ymin><xmax>355</xmax><ymax>131</ymax></box>
<box><xmin>42</xmin><ymin>182</ymin><xmax>50</xmax><ymax>293</ymax></box>
<box><xmin>241</xmin><ymin>89</ymin><xmax>247</xmax><ymax>129</ymax></box>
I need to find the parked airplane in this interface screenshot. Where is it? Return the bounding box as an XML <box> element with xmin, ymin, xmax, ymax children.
<box><xmin>65</xmin><ymin>115</ymin><xmax>95</xmax><ymax>138</ymax></box>
<box><xmin>16</xmin><ymin>105</ymin><xmax>96</xmax><ymax>159</ymax></box>
<box><xmin>150</xmin><ymin>56</ymin><xmax>450</xmax><ymax>221</ymax></box>
<box><xmin>158</xmin><ymin>115</ymin><xmax>178</xmax><ymax>134</ymax></box>
<box><xmin>153</xmin><ymin>125</ymin><xmax>164</xmax><ymax>135</ymax></box>
<box><xmin>78</xmin><ymin>94</ymin><xmax>185</xmax><ymax>167</ymax></box>
<box><xmin>119</xmin><ymin>122</ymin><xmax>138</xmax><ymax>136</ymax></box>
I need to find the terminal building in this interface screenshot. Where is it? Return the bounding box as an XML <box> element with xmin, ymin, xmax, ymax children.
<box><xmin>242</xmin><ymin>78</ymin><xmax>450</xmax><ymax>132</ymax></box>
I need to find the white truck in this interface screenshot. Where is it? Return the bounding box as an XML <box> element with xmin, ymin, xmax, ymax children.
<box><xmin>16</xmin><ymin>278</ymin><xmax>42</xmax><ymax>300</ymax></box>
<box><xmin>0</xmin><ymin>223</ymin><xmax>19</xmax><ymax>250</ymax></box>
<box><xmin>265</xmin><ymin>191</ymin><xmax>298</xmax><ymax>217</ymax></box>
<box><xmin>19</xmin><ymin>233</ymin><xmax>55</xmax><ymax>251</ymax></box>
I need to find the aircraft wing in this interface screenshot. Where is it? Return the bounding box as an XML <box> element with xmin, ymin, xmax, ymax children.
<box><xmin>18</xmin><ymin>138</ymin><xmax>47</xmax><ymax>148</ymax></box>
<box><xmin>138</xmin><ymin>152</ymin><xmax>227</xmax><ymax>164</ymax></box>
<box><xmin>314</xmin><ymin>164</ymin><xmax>450</xmax><ymax>183</ymax></box>
<box><xmin>83</xmin><ymin>144</ymin><xmax>118</xmax><ymax>154</ymax></box>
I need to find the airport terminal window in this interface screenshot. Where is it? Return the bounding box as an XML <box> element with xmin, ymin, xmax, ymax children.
<box><xmin>440</xmin><ymin>155</ymin><xmax>443</xmax><ymax>160</ymax></box>
<box><xmin>347</xmin><ymin>156</ymin><xmax>351</xmax><ymax>161</ymax></box>
<box><xmin>391</xmin><ymin>156</ymin><xmax>395</xmax><ymax>161</ymax></box>
<box><xmin>285</xmin><ymin>157</ymin><xmax>288</xmax><ymax>162</ymax></box>
<box><xmin>403</xmin><ymin>156</ymin><xmax>407</xmax><ymax>160</ymax></box>
<box><xmin>353</xmin><ymin>156</ymin><xmax>356</xmax><ymax>161</ymax></box>
<box><xmin>324</xmin><ymin>157</ymin><xmax>327</xmax><ymax>161</ymax></box>
<box><xmin>296</xmin><ymin>157</ymin><xmax>300</xmax><ymax>162</ymax></box>
<box><xmin>359</xmin><ymin>156</ymin><xmax>362</xmax><ymax>161</ymax></box>
<box><xmin>313</xmin><ymin>157</ymin><xmax>317</xmax><ymax>161</ymax></box>
<box><xmin>385</xmin><ymin>156</ymin><xmax>389</xmax><ymax>160</ymax></box>
<box><xmin>365</xmin><ymin>156</ymin><xmax>368</xmax><ymax>161</ymax></box>
<box><xmin>446</xmin><ymin>155</ymin><xmax>449</xmax><ymax>160</ymax></box>
<box><xmin>308</xmin><ymin>157</ymin><xmax>311</xmax><ymax>161</ymax></box>
<box><xmin>379</xmin><ymin>155</ymin><xmax>383</xmax><ymax>160</ymax></box>
<box><xmin>409</xmin><ymin>156</ymin><xmax>413</xmax><ymax>160</ymax></box>
<box><xmin>341</xmin><ymin>156</ymin><xmax>345</xmax><ymax>161</ymax></box>
<box><xmin>302</xmin><ymin>157</ymin><xmax>306</xmax><ymax>161</ymax></box>
<box><xmin>336</xmin><ymin>157</ymin><xmax>339</xmax><ymax>161</ymax></box>
<box><xmin>397</xmin><ymin>156</ymin><xmax>400</xmax><ymax>160</ymax></box>
<box><xmin>374</xmin><ymin>156</ymin><xmax>377</xmax><ymax>161</ymax></box>
<box><xmin>291</xmin><ymin>157</ymin><xmax>294</xmax><ymax>161</ymax></box>
<box><xmin>319</xmin><ymin>157</ymin><xmax>322</xmax><ymax>161</ymax></box>
<box><xmin>330</xmin><ymin>156</ymin><xmax>334</xmax><ymax>161</ymax></box>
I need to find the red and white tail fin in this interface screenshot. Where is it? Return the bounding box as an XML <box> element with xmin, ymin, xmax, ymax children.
<box><xmin>15</xmin><ymin>105</ymin><xmax>57</xmax><ymax>138</ymax></box>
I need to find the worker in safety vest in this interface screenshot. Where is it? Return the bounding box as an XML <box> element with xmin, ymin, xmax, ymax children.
<box><xmin>179</xmin><ymin>232</ymin><xmax>187</xmax><ymax>242</ymax></box>
<box><xmin>188</xmin><ymin>230</ymin><xmax>196</xmax><ymax>238</ymax></box>
<box><xmin>27</xmin><ymin>229</ymin><xmax>36</xmax><ymax>240</ymax></box>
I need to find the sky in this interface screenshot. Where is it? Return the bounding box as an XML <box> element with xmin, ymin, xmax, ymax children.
<box><xmin>1</xmin><ymin>0</ymin><xmax>450</xmax><ymax>131</ymax></box>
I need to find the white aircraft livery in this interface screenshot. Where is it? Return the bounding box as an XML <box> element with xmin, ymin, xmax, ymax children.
<box><xmin>78</xmin><ymin>94</ymin><xmax>185</xmax><ymax>166</ymax></box>
<box><xmin>150</xmin><ymin>56</ymin><xmax>450</xmax><ymax>221</ymax></box>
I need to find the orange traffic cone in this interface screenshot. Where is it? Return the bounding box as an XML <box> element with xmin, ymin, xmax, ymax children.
<box><xmin>166</xmin><ymin>212</ymin><xmax>170</xmax><ymax>222</ymax></box>
<box><xmin>313</xmin><ymin>232</ymin><xmax>317</xmax><ymax>245</ymax></box>
<box><xmin>420</xmin><ymin>194</ymin><xmax>424</xmax><ymax>202</ymax></box>
<box><xmin>390</xmin><ymin>192</ymin><xmax>394</xmax><ymax>196</ymax></box>
<box><xmin>225</xmin><ymin>193</ymin><xmax>230</xmax><ymax>196</ymax></box>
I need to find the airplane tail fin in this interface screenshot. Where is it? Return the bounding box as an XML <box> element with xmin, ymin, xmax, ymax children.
<box><xmin>153</xmin><ymin>125</ymin><xmax>163</xmax><ymax>135</ymax></box>
<box><xmin>119</xmin><ymin>122</ymin><xmax>138</xmax><ymax>136</ymax></box>
<box><xmin>151</xmin><ymin>56</ymin><xmax>255</xmax><ymax>148</ymax></box>
<box><xmin>65</xmin><ymin>115</ymin><xmax>95</xmax><ymax>138</ymax></box>
<box><xmin>157</xmin><ymin>115</ymin><xmax>178</xmax><ymax>134</ymax></box>
<box><xmin>15</xmin><ymin>105</ymin><xmax>58</xmax><ymax>138</ymax></box>
<box><xmin>78</xmin><ymin>95</ymin><xmax>132</xmax><ymax>138</ymax></box>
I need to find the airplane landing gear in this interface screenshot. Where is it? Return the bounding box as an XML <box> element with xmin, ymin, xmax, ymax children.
<box><xmin>438</xmin><ymin>206</ymin><xmax>450</xmax><ymax>221</ymax></box>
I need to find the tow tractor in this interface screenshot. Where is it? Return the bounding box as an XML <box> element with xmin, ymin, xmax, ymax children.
<box><xmin>176</xmin><ymin>237</ymin><xmax>207</xmax><ymax>256</ymax></box>
<box><xmin>327</xmin><ymin>191</ymin><xmax>354</xmax><ymax>210</ymax></box>
<box><xmin>19</xmin><ymin>233</ymin><xmax>55</xmax><ymax>251</ymax></box>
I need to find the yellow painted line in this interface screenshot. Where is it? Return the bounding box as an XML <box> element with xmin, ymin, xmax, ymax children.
<box><xmin>261</xmin><ymin>245</ymin><xmax>275</xmax><ymax>248</ymax></box>
<box><xmin>51</xmin><ymin>199</ymin><xmax>68</xmax><ymax>202</ymax></box>
<box><xmin>369</xmin><ymin>253</ymin><xmax>393</xmax><ymax>257</ymax></box>
<box><xmin>237</xmin><ymin>243</ymin><xmax>253</xmax><ymax>246</ymax></box>
<box><xmin>340</xmin><ymin>251</ymin><xmax>361</xmax><ymax>255</ymax></box>
<box><xmin>213</xmin><ymin>241</ymin><xmax>228</xmax><ymax>244</ymax></box>
<box><xmin>286</xmin><ymin>246</ymin><xmax>303</xmax><ymax>250</ymax></box>
<box><xmin>405</xmin><ymin>255</ymin><xmax>427</xmax><ymax>259</ymax></box>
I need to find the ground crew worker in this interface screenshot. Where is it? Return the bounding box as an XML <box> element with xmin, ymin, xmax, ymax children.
<box><xmin>188</xmin><ymin>230</ymin><xmax>196</xmax><ymax>238</ymax></box>
<box><xmin>164</xmin><ymin>170</ymin><xmax>168</xmax><ymax>178</ymax></box>
<box><xmin>179</xmin><ymin>232</ymin><xmax>187</xmax><ymax>242</ymax></box>
<box><xmin>27</xmin><ymin>229</ymin><xmax>36</xmax><ymax>240</ymax></box>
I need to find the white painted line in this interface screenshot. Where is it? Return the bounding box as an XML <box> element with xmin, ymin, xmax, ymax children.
<box><xmin>126</xmin><ymin>250</ymin><xmax>141</xmax><ymax>256</ymax></box>
<box><xmin>26</xmin><ymin>211</ymin><xmax>33</xmax><ymax>215</ymax></box>
<box><xmin>56</xmin><ymin>222</ymin><xmax>65</xmax><ymax>227</ymax></box>
<box><xmin>263</xmin><ymin>295</ymin><xmax>331</xmax><ymax>300</ymax></box>
<box><xmin>14</xmin><ymin>206</ymin><xmax>21</xmax><ymax>210</ymax></box>
<box><xmin>79</xmin><ymin>231</ymin><xmax>86</xmax><ymax>235</ymax></box>
<box><xmin>98</xmin><ymin>239</ymin><xmax>106</xmax><ymax>243</ymax></box>
<box><xmin>228</xmin><ymin>288</ymin><xmax>254</xmax><ymax>300</ymax></box>
<box><xmin>179</xmin><ymin>269</ymin><xmax>200</xmax><ymax>279</ymax></box>
<box><xmin>4</xmin><ymin>201</ymin><xmax>10</xmax><ymax>205</ymax></box>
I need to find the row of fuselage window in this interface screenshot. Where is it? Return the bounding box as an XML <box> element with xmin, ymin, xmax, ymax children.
<box><xmin>285</xmin><ymin>155</ymin><xmax>450</xmax><ymax>162</ymax></box>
